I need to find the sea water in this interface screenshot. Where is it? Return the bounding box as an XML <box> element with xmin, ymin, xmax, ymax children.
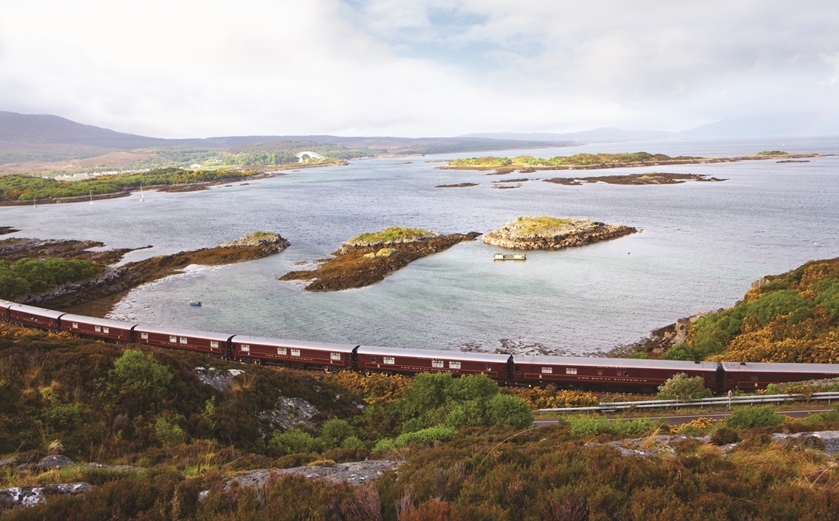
<box><xmin>6</xmin><ymin>136</ymin><xmax>839</xmax><ymax>354</ymax></box>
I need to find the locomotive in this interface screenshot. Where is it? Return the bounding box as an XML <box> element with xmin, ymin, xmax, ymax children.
<box><xmin>4</xmin><ymin>300</ymin><xmax>839</xmax><ymax>393</ymax></box>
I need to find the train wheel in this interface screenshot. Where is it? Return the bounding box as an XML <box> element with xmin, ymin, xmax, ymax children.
<box><xmin>324</xmin><ymin>366</ymin><xmax>333</xmax><ymax>374</ymax></box>
<box><xmin>363</xmin><ymin>370</ymin><xmax>373</xmax><ymax>377</ymax></box>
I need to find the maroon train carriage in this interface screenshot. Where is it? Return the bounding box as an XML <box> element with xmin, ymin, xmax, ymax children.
<box><xmin>59</xmin><ymin>313</ymin><xmax>138</xmax><ymax>343</ymax></box>
<box><xmin>356</xmin><ymin>346</ymin><xmax>513</xmax><ymax>380</ymax></box>
<box><xmin>0</xmin><ymin>299</ymin><xmax>16</xmax><ymax>320</ymax></box>
<box><xmin>133</xmin><ymin>325</ymin><xmax>233</xmax><ymax>356</ymax></box>
<box><xmin>721</xmin><ymin>361</ymin><xmax>839</xmax><ymax>391</ymax></box>
<box><xmin>8</xmin><ymin>303</ymin><xmax>64</xmax><ymax>330</ymax></box>
<box><xmin>513</xmin><ymin>356</ymin><xmax>720</xmax><ymax>392</ymax></box>
<box><xmin>230</xmin><ymin>336</ymin><xmax>357</xmax><ymax>371</ymax></box>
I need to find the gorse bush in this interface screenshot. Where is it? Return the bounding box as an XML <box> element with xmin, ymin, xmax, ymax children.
<box><xmin>656</xmin><ymin>373</ymin><xmax>712</xmax><ymax>401</ymax></box>
<box><xmin>113</xmin><ymin>349</ymin><xmax>173</xmax><ymax>394</ymax></box>
<box><xmin>564</xmin><ymin>416</ymin><xmax>656</xmax><ymax>437</ymax></box>
<box><xmin>395</xmin><ymin>373</ymin><xmax>533</xmax><ymax>431</ymax></box>
<box><xmin>724</xmin><ymin>405</ymin><xmax>784</xmax><ymax>429</ymax></box>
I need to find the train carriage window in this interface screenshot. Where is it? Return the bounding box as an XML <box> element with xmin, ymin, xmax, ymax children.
<box><xmin>277</xmin><ymin>347</ymin><xmax>287</xmax><ymax>355</ymax></box>
<box><xmin>241</xmin><ymin>345</ymin><xmax>250</xmax><ymax>353</ymax></box>
<box><xmin>72</xmin><ymin>322</ymin><xmax>79</xmax><ymax>329</ymax></box>
<box><xmin>140</xmin><ymin>332</ymin><xmax>148</xmax><ymax>340</ymax></box>
<box><xmin>432</xmin><ymin>359</ymin><xmax>444</xmax><ymax>368</ymax></box>
<box><xmin>370</xmin><ymin>356</ymin><xmax>376</xmax><ymax>363</ymax></box>
<box><xmin>169</xmin><ymin>336</ymin><xmax>178</xmax><ymax>343</ymax></box>
<box><xmin>102</xmin><ymin>327</ymin><xmax>109</xmax><ymax>334</ymax></box>
<box><xmin>179</xmin><ymin>337</ymin><xmax>188</xmax><ymax>344</ymax></box>
<box><xmin>486</xmin><ymin>364</ymin><xmax>492</xmax><ymax>371</ymax></box>
<box><xmin>210</xmin><ymin>341</ymin><xmax>219</xmax><ymax>349</ymax></box>
<box><xmin>95</xmin><ymin>326</ymin><xmax>102</xmax><ymax>333</ymax></box>
<box><xmin>566</xmin><ymin>368</ymin><xmax>577</xmax><ymax>375</ymax></box>
<box><xmin>542</xmin><ymin>367</ymin><xmax>553</xmax><ymax>374</ymax></box>
<box><xmin>330</xmin><ymin>352</ymin><xmax>342</xmax><ymax>361</ymax></box>
<box><xmin>383</xmin><ymin>356</ymin><xmax>395</xmax><ymax>365</ymax></box>
<box><xmin>597</xmin><ymin>369</ymin><xmax>603</xmax><ymax>376</ymax></box>
<box><xmin>750</xmin><ymin>375</ymin><xmax>759</xmax><ymax>382</ymax></box>
<box><xmin>291</xmin><ymin>349</ymin><xmax>301</xmax><ymax>357</ymax></box>
<box><xmin>449</xmin><ymin>361</ymin><xmax>461</xmax><ymax>369</ymax></box>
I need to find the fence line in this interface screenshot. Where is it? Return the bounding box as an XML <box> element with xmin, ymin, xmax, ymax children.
<box><xmin>536</xmin><ymin>391</ymin><xmax>839</xmax><ymax>413</ymax></box>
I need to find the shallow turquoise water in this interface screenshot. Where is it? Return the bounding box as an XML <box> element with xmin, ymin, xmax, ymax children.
<box><xmin>6</xmin><ymin>137</ymin><xmax>839</xmax><ymax>354</ymax></box>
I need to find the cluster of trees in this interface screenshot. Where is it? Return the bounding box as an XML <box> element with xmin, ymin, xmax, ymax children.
<box><xmin>663</xmin><ymin>257</ymin><xmax>839</xmax><ymax>362</ymax></box>
<box><xmin>0</xmin><ymin>257</ymin><xmax>99</xmax><ymax>298</ymax></box>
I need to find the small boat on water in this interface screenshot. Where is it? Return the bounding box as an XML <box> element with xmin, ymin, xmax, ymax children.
<box><xmin>188</xmin><ymin>300</ymin><xmax>202</xmax><ymax>307</ymax></box>
<box><xmin>494</xmin><ymin>253</ymin><xmax>527</xmax><ymax>261</ymax></box>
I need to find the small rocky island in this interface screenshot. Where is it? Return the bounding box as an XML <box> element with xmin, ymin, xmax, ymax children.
<box><xmin>482</xmin><ymin>216</ymin><xmax>637</xmax><ymax>250</ymax></box>
<box><xmin>544</xmin><ymin>172</ymin><xmax>725</xmax><ymax>186</ymax></box>
<box><xmin>280</xmin><ymin>226</ymin><xmax>480</xmax><ymax>291</ymax></box>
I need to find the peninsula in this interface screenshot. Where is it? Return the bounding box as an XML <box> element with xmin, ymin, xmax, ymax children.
<box><xmin>482</xmin><ymin>216</ymin><xmax>637</xmax><ymax>250</ymax></box>
<box><xmin>279</xmin><ymin>227</ymin><xmax>480</xmax><ymax>291</ymax></box>
<box><xmin>0</xmin><ymin>232</ymin><xmax>289</xmax><ymax>316</ymax></box>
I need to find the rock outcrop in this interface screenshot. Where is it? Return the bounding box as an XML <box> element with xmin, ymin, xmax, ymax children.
<box><xmin>227</xmin><ymin>460</ymin><xmax>400</xmax><ymax>489</ymax></box>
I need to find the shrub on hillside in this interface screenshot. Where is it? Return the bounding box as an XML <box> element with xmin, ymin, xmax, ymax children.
<box><xmin>657</xmin><ymin>373</ymin><xmax>712</xmax><ymax>401</ymax></box>
<box><xmin>724</xmin><ymin>405</ymin><xmax>784</xmax><ymax>429</ymax></box>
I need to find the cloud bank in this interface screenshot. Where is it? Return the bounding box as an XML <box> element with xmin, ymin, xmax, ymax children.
<box><xmin>1</xmin><ymin>0</ymin><xmax>837</xmax><ymax>137</ymax></box>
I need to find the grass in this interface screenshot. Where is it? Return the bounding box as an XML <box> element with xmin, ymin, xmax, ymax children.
<box><xmin>348</xmin><ymin>227</ymin><xmax>437</xmax><ymax>245</ymax></box>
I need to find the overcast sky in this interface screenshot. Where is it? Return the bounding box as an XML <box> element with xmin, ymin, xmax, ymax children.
<box><xmin>2</xmin><ymin>0</ymin><xmax>838</xmax><ymax>138</ymax></box>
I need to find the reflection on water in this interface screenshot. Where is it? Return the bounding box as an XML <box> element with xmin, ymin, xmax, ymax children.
<box><xmin>4</xmin><ymin>138</ymin><xmax>839</xmax><ymax>354</ymax></box>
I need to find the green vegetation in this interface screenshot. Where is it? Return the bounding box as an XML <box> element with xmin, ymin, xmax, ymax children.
<box><xmin>661</xmin><ymin>256</ymin><xmax>839</xmax><ymax>362</ymax></box>
<box><xmin>656</xmin><ymin>373</ymin><xmax>713</xmax><ymax>401</ymax></box>
<box><xmin>348</xmin><ymin>226</ymin><xmax>438</xmax><ymax>246</ymax></box>
<box><xmin>4</xmin><ymin>323</ymin><xmax>839</xmax><ymax>519</ymax></box>
<box><xmin>509</xmin><ymin>216</ymin><xmax>574</xmax><ymax>235</ymax></box>
<box><xmin>0</xmin><ymin>257</ymin><xmax>100</xmax><ymax>298</ymax></box>
<box><xmin>757</xmin><ymin>150</ymin><xmax>789</xmax><ymax>156</ymax></box>
<box><xmin>0</xmin><ymin>168</ymin><xmax>265</xmax><ymax>202</ymax></box>
<box><xmin>723</xmin><ymin>405</ymin><xmax>784</xmax><ymax>429</ymax></box>
<box><xmin>448</xmin><ymin>151</ymin><xmax>701</xmax><ymax>168</ymax></box>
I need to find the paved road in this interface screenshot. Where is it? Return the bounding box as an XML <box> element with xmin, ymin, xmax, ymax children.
<box><xmin>534</xmin><ymin>409</ymin><xmax>834</xmax><ymax>427</ymax></box>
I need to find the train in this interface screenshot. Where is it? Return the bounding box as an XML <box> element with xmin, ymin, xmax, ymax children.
<box><xmin>3</xmin><ymin>299</ymin><xmax>839</xmax><ymax>394</ymax></box>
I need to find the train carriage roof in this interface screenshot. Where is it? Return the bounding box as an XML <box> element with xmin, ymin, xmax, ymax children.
<box><xmin>9</xmin><ymin>303</ymin><xmax>65</xmax><ymax>320</ymax></box>
<box><xmin>133</xmin><ymin>324</ymin><xmax>233</xmax><ymax>342</ymax></box>
<box><xmin>230</xmin><ymin>335</ymin><xmax>358</xmax><ymax>353</ymax></box>
<box><xmin>60</xmin><ymin>313</ymin><xmax>139</xmax><ymax>330</ymax></box>
<box><xmin>721</xmin><ymin>362</ymin><xmax>839</xmax><ymax>374</ymax></box>
<box><xmin>515</xmin><ymin>355</ymin><xmax>719</xmax><ymax>372</ymax></box>
<box><xmin>0</xmin><ymin>299</ymin><xmax>16</xmax><ymax>311</ymax></box>
<box><xmin>357</xmin><ymin>346</ymin><xmax>512</xmax><ymax>364</ymax></box>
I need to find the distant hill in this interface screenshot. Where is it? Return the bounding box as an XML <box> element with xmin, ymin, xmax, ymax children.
<box><xmin>681</xmin><ymin>112</ymin><xmax>839</xmax><ymax>139</ymax></box>
<box><xmin>462</xmin><ymin>128</ymin><xmax>676</xmax><ymax>143</ymax></box>
<box><xmin>0</xmin><ymin>111</ymin><xmax>569</xmax><ymax>172</ymax></box>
